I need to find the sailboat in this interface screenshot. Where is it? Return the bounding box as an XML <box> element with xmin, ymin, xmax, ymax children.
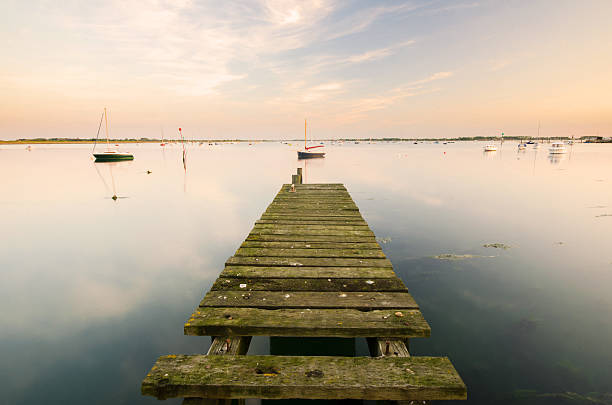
<box><xmin>297</xmin><ymin>119</ymin><xmax>325</xmax><ymax>159</ymax></box>
<box><xmin>93</xmin><ymin>108</ymin><xmax>134</xmax><ymax>162</ymax></box>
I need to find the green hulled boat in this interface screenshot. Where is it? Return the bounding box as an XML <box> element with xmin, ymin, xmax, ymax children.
<box><xmin>94</xmin><ymin>152</ymin><xmax>134</xmax><ymax>162</ymax></box>
<box><xmin>92</xmin><ymin>107</ymin><xmax>134</xmax><ymax>162</ymax></box>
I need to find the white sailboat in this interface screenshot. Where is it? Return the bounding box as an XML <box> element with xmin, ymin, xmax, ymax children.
<box><xmin>549</xmin><ymin>142</ymin><xmax>567</xmax><ymax>154</ymax></box>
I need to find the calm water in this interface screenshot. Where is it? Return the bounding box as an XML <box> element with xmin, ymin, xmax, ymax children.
<box><xmin>1</xmin><ymin>141</ymin><xmax>611</xmax><ymax>404</ymax></box>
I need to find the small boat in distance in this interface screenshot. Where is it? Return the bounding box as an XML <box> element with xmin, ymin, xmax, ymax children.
<box><xmin>93</xmin><ymin>108</ymin><xmax>134</xmax><ymax>162</ymax></box>
<box><xmin>549</xmin><ymin>142</ymin><xmax>567</xmax><ymax>154</ymax></box>
<box><xmin>518</xmin><ymin>143</ymin><xmax>527</xmax><ymax>150</ymax></box>
<box><xmin>484</xmin><ymin>144</ymin><xmax>498</xmax><ymax>152</ymax></box>
<box><xmin>298</xmin><ymin>119</ymin><xmax>325</xmax><ymax>159</ymax></box>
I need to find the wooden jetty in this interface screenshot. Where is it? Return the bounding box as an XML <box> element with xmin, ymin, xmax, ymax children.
<box><xmin>142</xmin><ymin>170</ymin><xmax>466</xmax><ymax>402</ymax></box>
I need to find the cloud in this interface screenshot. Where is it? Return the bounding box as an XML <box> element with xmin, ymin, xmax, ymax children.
<box><xmin>406</xmin><ymin>71</ymin><xmax>454</xmax><ymax>86</ymax></box>
<box><xmin>487</xmin><ymin>59</ymin><xmax>511</xmax><ymax>72</ymax></box>
<box><xmin>417</xmin><ymin>1</ymin><xmax>480</xmax><ymax>16</ymax></box>
<box><xmin>40</xmin><ymin>0</ymin><xmax>422</xmax><ymax>98</ymax></box>
<box><xmin>335</xmin><ymin>71</ymin><xmax>454</xmax><ymax>123</ymax></box>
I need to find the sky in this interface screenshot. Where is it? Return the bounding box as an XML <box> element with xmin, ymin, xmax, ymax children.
<box><xmin>1</xmin><ymin>0</ymin><xmax>611</xmax><ymax>140</ymax></box>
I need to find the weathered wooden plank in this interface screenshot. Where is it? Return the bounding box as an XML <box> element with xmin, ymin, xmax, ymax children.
<box><xmin>249</xmin><ymin>229</ymin><xmax>374</xmax><ymax>237</ymax></box>
<box><xmin>278</xmin><ymin>187</ymin><xmax>348</xmax><ymax>192</ymax></box>
<box><xmin>142</xmin><ymin>355</ymin><xmax>466</xmax><ymax>401</ymax></box>
<box><xmin>268</xmin><ymin>201</ymin><xmax>358</xmax><ymax>207</ymax></box>
<box><xmin>211</xmin><ymin>277</ymin><xmax>407</xmax><ymax>292</ymax></box>
<box><xmin>280</xmin><ymin>184</ymin><xmax>346</xmax><ymax>189</ymax></box>
<box><xmin>276</xmin><ymin>193</ymin><xmax>350</xmax><ymax>197</ymax></box>
<box><xmin>181</xmin><ymin>337</ymin><xmax>252</xmax><ymax>405</ymax></box>
<box><xmin>270</xmin><ymin>201</ymin><xmax>357</xmax><ymax>207</ymax></box>
<box><xmin>246</xmin><ymin>234</ymin><xmax>376</xmax><ymax>242</ymax></box>
<box><xmin>274</xmin><ymin>192</ymin><xmax>352</xmax><ymax>197</ymax></box>
<box><xmin>275</xmin><ymin>189</ymin><xmax>350</xmax><ymax>194</ymax></box>
<box><xmin>271</xmin><ymin>196</ymin><xmax>354</xmax><ymax>201</ymax></box>
<box><xmin>267</xmin><ymin>206</ymin><xmax>359</xmax><ymax>212</ymax></box>
<box><xmin>226</xmin><ymin>256</ymin><xmax>392</xmax><ymax>268</ymax></box>
<box><xmin>220</xmin><ymin>266</ymin><xmax>397</xmax><ymax>279</ymax></box>
<box><xmin>264</xmin><ymin>211</ymin><xmax>363</xmax><ymax>218</ymax></box>
<box><xmin>240</xmin><ymin>241</ymin><xmax>381</xmax><ymax>249</ymax></box>
<box><xmin>274</xmin><ymin>194</ymin><xmax>353</xmax><ymax>198</ymax></box>
<box><xmin>260</xmin><ymin>214</ymin><xmax>364</xmax><ymax>220</ymax></box>
<box><xmin>256</xmin><ymin>220</ymin><xmax>368</xmax><ymax>226</ymax></box>
<box><xmin>253</xmin><ymin>224</ymin><xmax>371</xmax><ymax>231</ymax></box>
<box><xmin>268</xmin><ymin>200</ymin><xmax>359</xmax><ymax>207</ymax></box>
<box><xmin>200</xmin><ymin>291</ymin><xmax>417</xmax><ymax>310</ymax></box>
<box><xmin>277</xmin><ymin>191</ymin><xmax>350</xmax><ymax>195</ymax></box>
<box><xmin>185</xmin><ymin>307</ymin><xmax>430</xmax><ymax>338</ymax></box>
<box><xmin>258</xmin><ymin>216</ymin><xmax>365</xmax><ymax>222</ymax></box>
<box><xmin>262</xmin><ymin>211</ymin><xmax>363</xmax><ymax>217</ymax></box>
<box><xmin>235</xmin><ymin>247</ymin><xmax>385</xmax><ymax>258</ymax></box>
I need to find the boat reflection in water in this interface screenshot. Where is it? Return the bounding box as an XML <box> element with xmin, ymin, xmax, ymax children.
<box><xmin>483</xmin><ymin>149</ymin><xmax>498</xmax><ymax>160</ymax></box>
<box><xmin>548</xmin><ymin>152</ymin><xmax>567</xmax><ymax>165</ymax></box>
<box><xmin>93</xmin><ymin>160</ymin><xmax>132</xmax><ymax>201</ymax></box>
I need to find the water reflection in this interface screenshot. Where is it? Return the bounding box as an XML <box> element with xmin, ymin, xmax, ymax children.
<box><xmin>0</xmin><ymin>142</ymin><xmax>611</xmax><ymax>404</ymax></box>
<box><xmin>548</xmin><ymin>152</ymin><xmax>567</xmax><ymax>164</ymax></box>
<box><xmin>93</xmin><ymin>160</ymin><xmax>133</xmax><ymax>200</ymax></box>
<box><xmin>482</xmin><ymin>150</ymin><xmax>498</xmax><ymax>159</ymax></box>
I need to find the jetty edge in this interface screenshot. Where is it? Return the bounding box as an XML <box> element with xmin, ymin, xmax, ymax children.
<box><xmin>142</xmin><ymin>170</ymin><xmax>466</xmax><ymax>402</ymax></box>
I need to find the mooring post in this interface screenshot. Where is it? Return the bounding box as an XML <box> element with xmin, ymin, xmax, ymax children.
<box><xmin>291</xmin><ymin>168</ymin><xmax>302</xmax><ymax>185</ymax></box>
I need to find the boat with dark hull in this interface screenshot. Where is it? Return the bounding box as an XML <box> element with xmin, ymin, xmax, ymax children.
<box><xmin>92</xmin><ymin>107</ymin><xmax>134</xmax><ymax>162</ymax></box>
<box><xmin>298</xmin><ymin>150</ymin><xmax>325</xmax><ymax>159</ymax></box>
<box><xmin>94</xmin><ymin>152</ymin><xmax>134</xmax><ymax>162</ymax></box>
<box><xmin>298</xmin><ymin>119</ymin><xmax>325</xmax><ymax>159</ymax></box>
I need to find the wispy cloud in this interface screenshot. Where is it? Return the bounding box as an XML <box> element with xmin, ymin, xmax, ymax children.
<box><xmin>417</xmin><ymin>1</ymin><xmax>480</xmax><ymax>16</ymax></box>
<box><xmin>299</xmin><ymin>40</ymin><xmax>416</xmax><ymax>75</ymax></box>
<box><xmin>336</xmin><ymin>71</ymin><xmax>454</xmax><ymax>123</ymax></box>
<box><xmin>405</xmin><ymin>71</ymin><xmax>454</xmax><ymax>86</ymax></box>
<box><xmin>43</xmin><ymin>0</ymin><xmax>425</xmax><ymax>97</ymax></box>
<box><xmin>488</xmin><ymin>59</ymin><xmax>511</xmax><ymax>72</ymax></box>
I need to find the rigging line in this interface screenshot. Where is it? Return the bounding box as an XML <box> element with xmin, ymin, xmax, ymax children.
<box><xmin>92</xmin><ymin>111</ymin><xmax>105</xmax><ymax>153</ymax></box>
<box><xmin>109</xmin><ymin>164</ymin><xmax>117</xmax><ymax>199</ymax></box>
<box><xmin>93</xmin><ymin>162</ymin><xmax>111</xmax><ymax>194</ymax></box>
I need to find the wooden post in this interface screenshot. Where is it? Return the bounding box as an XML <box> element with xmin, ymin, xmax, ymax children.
<box><xmin>296</xmin><ymin>168</ymin><xmax>303</xmax><ymax>184</ymax></box>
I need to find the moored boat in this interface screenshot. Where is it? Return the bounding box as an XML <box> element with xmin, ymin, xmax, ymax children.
<box><xmin>549</xmin><ymin>142</ymin><xmax>567</xmax><ymax>154</ymax></box>
<box><xmin>298</xmin><ymin>119</ymin><xmax>325</xmax><ymax>159</ymax></box>
<box><xmin>92</xmin><ymin>108</ymin><xmax>134</xmax><ymax>162</ymax></box>
<box><xmin>298</xmin><ymin>150</ymin><xmax>325</xmax><ymax>159</ymax></box>
<box><xmin>93</xmin><ymin>151</ymin><xmax>134</xmax><ymax>161</ymax></box>
<box><xmin>484</xmin><ymin>144</ymin><xmax>498</xmax><ymax>152</ymax></box>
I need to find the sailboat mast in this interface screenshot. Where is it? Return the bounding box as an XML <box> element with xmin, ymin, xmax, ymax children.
<box><xmin>305</xmin><ymin>119</ymin><xmax>307</xmax><ymax>150</ymax></box>
<box><xmin>104</xmin><ymin>107</ymin><xmax>110</xmax><ymax>148</ymax></box>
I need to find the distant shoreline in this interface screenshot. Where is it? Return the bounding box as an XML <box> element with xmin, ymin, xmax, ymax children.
<box><xmin>1</xmin><ymin>136</ymin><xmax>609</xmax><ymax>144</ymax></box>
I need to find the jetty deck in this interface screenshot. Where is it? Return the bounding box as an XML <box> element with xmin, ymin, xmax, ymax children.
<box><xmin>142</xmin><ymin>173</ymin><xmax>466</xmax><ymax>402</ymax></box>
